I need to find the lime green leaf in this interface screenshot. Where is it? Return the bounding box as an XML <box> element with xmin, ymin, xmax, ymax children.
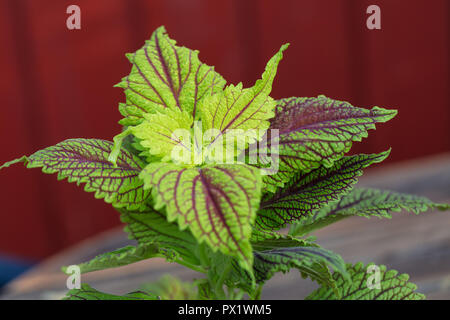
<box><xmin>117</xmin><ymin>25</ymin><xmax>226</xmax><ymax>126</ymax></box>
<box><xmin>62</xmin><ymin>244</ymin><xmax>171</xmax><ymax>275</ymax></box>
<box><xmin>253</xmin><ymin>96</ymin><xmax>397</xmax><ymax>191</ymax></box>
<box><xmin>199</xmin><ymin>44</ymin><xmax>288</xmax><ymax>148</ymax></box>
<box><xmin>2</xmin><ymin>139</ymin><xmax>150</xmax><ymax>211</ymax></box>
<box><xmin>306</xmin><ymin>262</ymin><xmax>425</xmax><ymax>300</ymax></box>
<box><xmin>119</xmin><ymin>204</ymin><xmax>200</xmax><ymax>266</ymax></box>
<box><xmin>140</xmin><ymin>162</ymin><xmax>262</xmax><ymax>271</ymax></box>
<box><xmin>256</xmin><ymin>151</ymin><xmax>389</xmax><ymax>230</ymax></box>
<box><xmin>63</xmin><ymin>284</ymin><xmax>159</xmax><ymax>300</ymax></box>
<box><xmin>292</xmin><ymin>188</ymin><xmax>450</xmax><ymax>237</ymax></box>
<box><xmin>130</xmin><ymin>108</ymin><xmax>193</xmax><ymax>160</ymax></box>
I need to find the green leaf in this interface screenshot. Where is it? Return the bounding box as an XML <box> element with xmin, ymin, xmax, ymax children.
<box><xmin>254</xmin><ymin>96</ymin><xmax>397</xmax><ymax>191</ymax></box>
<box><xmin>119</xmin><ymin>204</ymin><xmax>200</xmax><ymax>266</ymax></box>
<box><xmin>130</xmin><ymin>108</ymin><xmax>193</xmax><ymax>160</ymax></box>
<box><xmin>222</xmin><ymin>245</ymin><xmax>348</xmax><ymax>292</ymax></box>
<box><xmin>121</xmin><ymin>133</ymin><xmax>159</xmax><ymax>164</ymax></box>
<box><xmin>306</xmin><ymin>262</ymin><xmax>425</xmax><ymax>300</ymax></box>
<box><xmin>199</xmin><ymin>44</ymin><xmax>288</xmax><ymax>148</ymax></box>
<box><xmin>196</xmin><ymin>279</ymin><xmax>214</xmax><ymax>300</ymax></box>
<box><xmin>117</xmin><ymin>25</ymin><xmax>226</xmax><ymax>126</ymax></box>
<box><xmin>0</xmin><ymin>156</ymin><xmax>27</xmax><ymax>170</ymax></box>
<box><xmin>63</xmin><ymin>284</ymin><xmax>159</xmax><ymax>300</ymax></box>
<box><xmin>292</xmin><ymin>188</ymin><xmax>450</xmax><ymax>237</ymax></box>
<box><xmin>2</xmin><ymin>139</ymin><xmax>150</xmax><ymax>211</ymax></box>
<box><xmin>62</xmin><ymin>244</ymin><xmax>171</xmax><ymax>275</ymax></box>
<box><xmin>140</xmin><ymin>162</ymin><xmax>262</xmax><ymax>271</ymax></box>
<box><xmin>256</xmin><ymin>151</ymin><xmax>390</xmax><ymax>230</ymax></box>
<box><xmin>250</xmin><ymin>228</ymin><xmax>314</xmax><ymax>251</ymax></box>
<box><xmin>252</xmin><ymin>246</ymin><xmax>349</xmax><ymax>284</ymax></box>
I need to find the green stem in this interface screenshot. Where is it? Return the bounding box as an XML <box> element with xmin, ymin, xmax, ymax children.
<box><xmin>175</xmin><ymin>258</ymin><xmax>206</xmax><ymax>274</ymax></box>
<box><xmin>249</xmin><ymin>284</ymin><xmax>263</xmax><ymax>300</ymax></box>
<box><xmin>197</xmin><ymin>243</ymin><xmax>209</xmax><ymax>267</ymax></box>
<box><xmin>215</xmin><ymin>261</ymin><xmax>232</xmax><ymax>299</ymax></box>
<box><xmin>229</xmin><ymin>288</ymin><xmax>245</xmax><ymax>300</ymax></box>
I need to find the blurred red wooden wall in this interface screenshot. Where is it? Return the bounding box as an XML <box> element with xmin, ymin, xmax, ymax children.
<box><xmin>0</xmin><ymin>0</ymin><xmax>449</xmax><ymax>261</ymax></box>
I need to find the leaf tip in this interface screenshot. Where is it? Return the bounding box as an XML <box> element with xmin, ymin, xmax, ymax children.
<box><xmin>155</xmin><ymin>25</ymin><xmax>167</xmax><ymax>34</ymax></box>
<box><xmin>280</xmin><ymin>42</ymin><xmax>290</xmax><ymax>52</ymax></box>
<box><xmin>373</xmin><ymin>106</ymin><xmax>398</xmax><ymax>122</ymax></box>
<box><xmin>376</xmin><ymin>148</ymin><xmax>392</xmax><ymax>162</ymax></box>
<box><xmin>61</xmin><ymin>265</ymin><xmax>69</xmax><ymax>274</ymax></box>
<box><xmin>0</xmin><ymin>156</ymin><xmax>28</xmax><ymax>171</ymax></box>
<box><xmin>437</xmin><ymin>203</ymin><xmax>450</xmax><ymax>211</ymax></box>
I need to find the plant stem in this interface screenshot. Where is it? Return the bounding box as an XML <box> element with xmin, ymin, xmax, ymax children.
<box><xmin>175</xmin><ymin>258</ymin><xmax>206</xmax><ymax>274</ymax></box>
<box><xmin>215</xmin><ymin>261</ymin><xmax>232</xmax><ymax>299</ymax></box>
<box><xmin>197</xmin><ymin>243</ymin><xmax>209</xmax><ymax>267</ymax></box>
<box><xmin>249</xmin><ymin>284</ymin><xmax>263</xmax><ymax>300</ymax></box>
<box><xmin>229</xmin><ymin>288</ymin><xmax>245</xmax><ymax>300</ymax></box>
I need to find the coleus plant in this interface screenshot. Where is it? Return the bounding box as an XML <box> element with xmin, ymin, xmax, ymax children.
<box><xmin>2</xmin><ymin>26</ymin><xmax>449</xmax><ymax>300</ymax></box>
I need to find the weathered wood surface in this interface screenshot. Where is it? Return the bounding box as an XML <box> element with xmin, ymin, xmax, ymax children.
<box><xmin>1</xmin><ymin>153</ymin><xmax>450</xmax><ymax>300</ymax></box>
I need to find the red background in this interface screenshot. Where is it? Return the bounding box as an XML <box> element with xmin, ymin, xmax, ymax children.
<box><xmin>0</xmin><ymin>0</ymin><xmax>449</xmax><ymax>261</ymax></box>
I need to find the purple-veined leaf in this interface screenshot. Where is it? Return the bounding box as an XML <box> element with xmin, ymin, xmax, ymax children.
<box><xmin>117</xmin><ymin>26</ymin><xmax>226</xmax><ymax>126</ymax></box>
<box><xmin>291</xmin><ymin>187</ymin><xmax>450</xmax><ymax>237</ymax></box>
<box><xmin>251</xmin><ymin>230</ymin><xmax>316</xmax><ymax>251</ymax></box>
<box><xmin>218</xmin><ymin>245</ymin><xmax>348</xmax><ymax>292</ymax></box>
<box><xmin>140</xmin><ymin>162</ymin><xmax>262</xmax><ymax>271</ymax></box>
<box><xmin>255</xmin><ymin>151</ymin><xmax>390</xmax><ymax>231</ymax></box>
<box><xmin>118</xmin><ymin>203</ymin><xmax>200</xmax><ymax>266</ymax></box>
<box><xmin>252</xmin><ymin>246</ymin><xmax>348</xmax><ymax>283</ymax></box>
<box><xmin>251</xmin><ymin>95</ymin><xmax>397</xmax><ymax>191</ymax></box>
<box><xmin>2</xmin><ymin>139</ymin><xmax>150</xmax><ymax>211</ymax></box>
<box><xmin>306</xmin><ymin>262</ymin><xmax>425</xmax><ymax>300</ymax></box>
